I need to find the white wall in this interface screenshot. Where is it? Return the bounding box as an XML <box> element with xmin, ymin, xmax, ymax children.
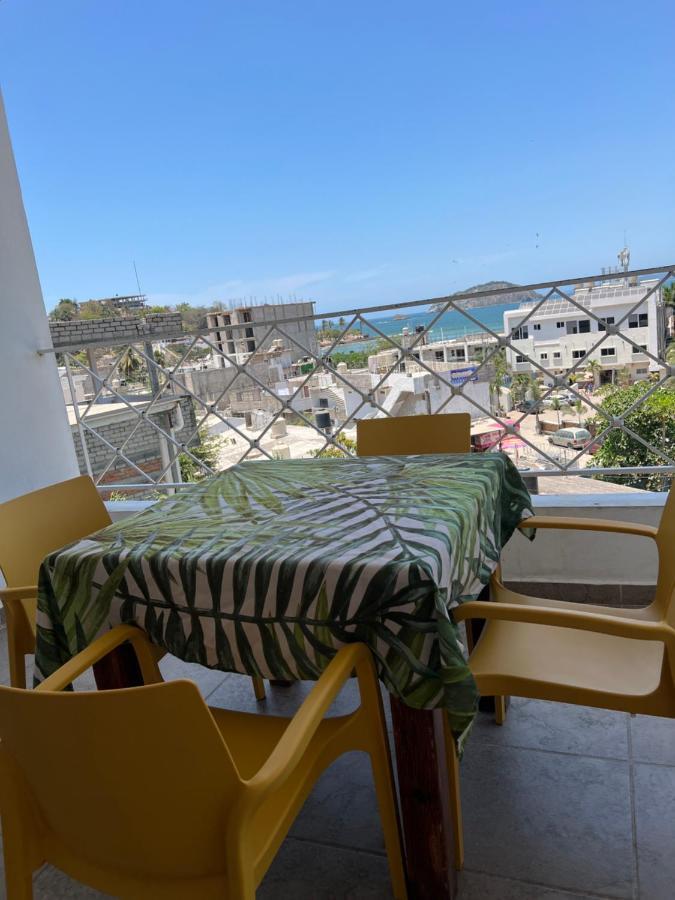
<box><xmin>0</xmin><ymin>91</ymin><xmax>78</xmax><ymax>502</ymax></box>
<box><xmin>501</xmin><ymin>492</ymin><xmax>664</xmax><ymax>586</ymax></box>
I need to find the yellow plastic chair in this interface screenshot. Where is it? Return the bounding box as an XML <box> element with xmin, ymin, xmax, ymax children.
<box><xmin>0</xmin><ymin>475</ymin><xmax>266</xmax><ymax>702</ymax></box>
<box><xmin>0</xmin><ymin>476</ymin><xmax>111</xmax><ymax>689</ymax></box>
<box><xmin>356</xmin><ymin>411</ymin><xmax>470</xmax><ymax>869</ymax></box>
<box><xmin>356</xmin><ymin>412</ymin><xmax>471</xmax><ymax>457</ymax></box>
<box><xmin>0</xmin><ymin>626</ymin><xmax>407</xmax><ymax>899</ymax></box>
<box><xmin>449</xmin><ymin>487</ymin><xmax>675</xmax><ymax>834</ymax></box>
<box><xmin>472</xmin><ymin>485</ymin><xmax>675</xmax><ymax>722</ymax></box>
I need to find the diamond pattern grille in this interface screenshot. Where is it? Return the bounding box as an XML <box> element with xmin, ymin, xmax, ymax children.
<box><xmin>49</xmin><ymin>265</ymin><xmax>675</xmax><ymax>494</ymax></box>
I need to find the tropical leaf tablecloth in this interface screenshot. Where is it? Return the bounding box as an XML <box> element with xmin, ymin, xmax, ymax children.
<box><xmin>35</xmin><ymin>453</ymin><xmax>532</xmax><ymax>740</ymax></box>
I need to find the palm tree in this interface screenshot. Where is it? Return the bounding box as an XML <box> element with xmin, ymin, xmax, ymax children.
<box><xmin>529</xmin><ymin>376</ymin><xmax>542</xmax><ymax>430</ymax></box>
<box><xmin>551</xmin><ymin>397</ymin><xmax>562</xmax><ymax>427</ymax></box>
<box><xmin>587</xmin><ymin>359</ymin><xmax>601</xmax><ymax>390</ymax></box>
<box><xmin>617</xmin><ymin>367</ymin><xmax>631</xmax><ymax>388</ymax></box>
<box><xmin>489</xmin><ymin>348</ymin><xmax>508</xmax><ymax>414</ymax></box>
<box><xmin>574</xmin><ymin>397</ymin><xmax>584</xmax><ymax>425</ymax></box>
<box><xmin>119</xmin><ymin>347</ymin><xmax>142</xmax><ymax>382</ymax></box>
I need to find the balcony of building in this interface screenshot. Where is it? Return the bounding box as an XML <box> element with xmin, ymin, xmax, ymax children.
<box><xmin>0</xmin><ymin>491</ymin><xmax>673</xmax><ymax>899</ymax></box>
<box><xmin>3</xmin><ymin>92</ymin><xmax>675</xmax><ymax>899</ymax></box>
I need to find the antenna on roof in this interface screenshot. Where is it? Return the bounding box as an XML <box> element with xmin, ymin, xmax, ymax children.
<box><xmin>133</xmin><ymin>260</ymin><xmax>143</xmax><ymax>296</ymax></box>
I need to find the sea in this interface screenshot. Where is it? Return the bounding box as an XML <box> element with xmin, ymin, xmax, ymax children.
<box><xmin>326</xmin><ymin>302</ymin><xmax>517</xmax><ymax>354</ymax></box>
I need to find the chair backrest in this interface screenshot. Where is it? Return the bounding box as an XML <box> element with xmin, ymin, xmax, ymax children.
<box><xmin>655</xmin><ymin>485</ymin><xmax>675</xmax><ymax>624</ymax></box>
<box><xmin>356</xmin><ymin>413</ymin><xmax>471</xmax><ymax>457</ymax></box>
<box><xmin>0</xmin><ymin>476</ymin><xmax>111</xmax><ymax>586</ymax></box>
<box><xmin>0</xmin><ymin>680</ymin><xmax>242</xmax><ymax>880</ymax></box>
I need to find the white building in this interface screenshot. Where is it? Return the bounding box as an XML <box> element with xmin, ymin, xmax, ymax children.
<box><xmin>207</xmin><ymin>301</ymin><xmax>318</xmax><ymax>366</ymax></box>
<box><xmin>503</xmin><ymin>276</ymin><xmax>667</xmax><ymax>386</ymax></box>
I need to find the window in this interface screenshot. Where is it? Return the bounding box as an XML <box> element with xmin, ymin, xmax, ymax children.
<box><xmin>245</xmin><ymin>327</ymin><xmax>254</xmax><ymax>338</ymax></box>
<box><xmin>553</xmin><ymin>351</ymin><xmax>562</xmax><ymax>359</ymax></box>
<box><xmin>246</xmin><ymin>340</ymin><xmax>256</xmax><ymax>352</ymax></box>
<box><xmin>632</xmin><ymin>345</ymin><xmax>647</xmax><ymax>354</ymax></box>
<box><xmin>600</xmin><ymin>347</ymin><xmax>616</xmax><ymax>356</ymax></box>
<box><xmin>571</xmin><ymin>350</ymin><xmax>585</xmax><ymax>359</ymax></box>
<box><xmin>515</xmin><ymin>354</ymin><xmax>527</xmax><ymax>363</ymax></box>
<box><xmin>556</xmin><ymin>321</ymin><xmax>565</xmax><ymax>329</ymax></box>
<box><xmin>637</xmin><ymin>368</ymin><xmax>648</xmax><ymax>375</ymax></box>
<box><xmin>539</xmin><ymin>352</ymin><xmax>548</xmax><ymax>360</ymax></box>
<box><xmin>598</xmin><ymin>316</ymin><xmax>615</xmax><ymax>332</ymax></box>
<box><xmin>512</xmin><ymin>326</ymin><xmax>528</xmax><ymax>340</ymax></box>
<box><xmin>242</xmin><ymin>311</ymin><xmax>252</xmax><ymax>323</ymax></box>
<box><xmin>567</xmin><ymin>319</ymin><xmax>591</xmax><ymax>335</ymax></box>
<box><xmin>435</xmin><ymin>350</ymin><xmax>444</xmax><ymax>361</ymax></box>
<box><xmin>533</xmin><ymin>323</ymin><xmax>541</xmax><ymax>331</ymax></box>
<box><xmin>455</xmin><ymin>348</ymin><xmax>466</xmax><ymax>359</ymax></box>
<box><xmin>629</xmin><ymin>313</ymin><xmax>648</xmax><ymax>328</ymax></box>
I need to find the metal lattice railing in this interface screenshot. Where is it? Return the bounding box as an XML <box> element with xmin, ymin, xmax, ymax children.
<box><xmin>41</xmin><ymin>264</ymin><xmax>675</xmax><ymax>495</ymax></box>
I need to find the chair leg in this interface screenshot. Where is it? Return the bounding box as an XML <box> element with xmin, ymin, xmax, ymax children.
<box><xmin>251</xmin><ymin>675</ymin><xmax>266</xmax><ymax>701</ymax></box>
<box><xmin>369</xmin><ymin>738</ymin><xmax>408</xmax><ymax>899</ymax></box>
<box><xmin>495</xmin><ymin>695</ymin><xmax>507</xmax><ymax>725</ymax></box>
<box><xmin>443</xmin><ymin>714</ymin><xmax>464</xmax><ymax>871</ymax></box>
<box><xmin>3</xmin><ymin>832</ymin><xmax>34</xmax><ymax>899</ymax></box>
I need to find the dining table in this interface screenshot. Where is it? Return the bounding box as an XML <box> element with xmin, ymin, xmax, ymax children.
<box><xmin>35</xmin><ymin>452</ymin><xmax>533</xmax><ymax>899</ymax></box>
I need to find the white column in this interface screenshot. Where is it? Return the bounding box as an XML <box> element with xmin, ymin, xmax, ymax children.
<box><xmin>0</xmin><ymin>90</ymin><xmax>78</xmax><ymax>503</ymax></box>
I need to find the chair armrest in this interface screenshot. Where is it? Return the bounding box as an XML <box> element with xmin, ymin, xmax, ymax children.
<box><xmin>0</xmin><ymin>585</ymin><xmax>38</xmax><ymax>604</ymax></box>
<box><xmin>245</xmin><ymin>643</ymin><xmax>374</xmax><ymax>795</ymax></box>
<box><xmin>36</xmin><ymin>624</ymin><xmax>162</xmax><ymax>692</ymax></box>
<box><xmin>453</xmin><ymin>600</ymin><xmax>673</xmax><ymax>643</ymax></box>
<box><xmin>518</xmin><ymin>515</ymin><xmax>658</xmax><ymax>539</ymax></box>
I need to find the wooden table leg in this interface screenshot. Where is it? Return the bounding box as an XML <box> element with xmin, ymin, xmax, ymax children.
<box><xmin>93</xmin><ymin>642</ymin><xmax>144</xmax><ymax>690</ymax></box>
<box><xmin>389</xmin><ymin>698</ymin><xmax>457</xmax><ymax>900</ymax></box>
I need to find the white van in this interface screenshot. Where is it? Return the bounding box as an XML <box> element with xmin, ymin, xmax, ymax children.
<box><xmin>548</xmin><ymin>428</ymin><xmax>591</xmax><ymax>450</ymax></box>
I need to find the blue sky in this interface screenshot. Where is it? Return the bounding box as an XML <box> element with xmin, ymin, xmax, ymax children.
<box><xmin>2</xmin><ymin>0</ymin><xmax>674</xmax><ymax>315</ymax></box>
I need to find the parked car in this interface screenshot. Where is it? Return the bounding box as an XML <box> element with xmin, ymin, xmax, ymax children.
<box><xmin>547</xmin><ymin>428</ymin><xmax>592</xmax><ymax>450</ymax></box>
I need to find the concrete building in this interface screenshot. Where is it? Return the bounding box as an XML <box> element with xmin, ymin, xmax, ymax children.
<box><xmin>68</xmin><ymin>396</ymin><xmax>198</xmax><ymax>490</ymax></box>
<box><xmin>503</xmin><ymin>276</ymin><xmax>667</xmax><ymax>386</ymax></box>
<box><xmin>207</xmin><ymin>301</ymin><xmax>318</xmax><ymax>365</ymax></box>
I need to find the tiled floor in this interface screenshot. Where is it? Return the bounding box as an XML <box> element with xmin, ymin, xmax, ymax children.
<box><xmin>2</xmin><ymin>630</ymin><xmax>674</xmax><ymax>899</ymax></box>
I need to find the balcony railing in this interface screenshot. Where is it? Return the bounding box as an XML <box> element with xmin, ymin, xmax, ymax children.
<box><xmin>40</xmin><ymin>264</ymin><xmax>675</xmax><ymax>495</ymax></box>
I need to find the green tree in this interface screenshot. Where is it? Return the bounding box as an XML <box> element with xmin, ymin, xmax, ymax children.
<box><xmin>489</xmin><ymin>348</ymin><xmax>508</xmax><ymax>413</ymax></box>
<box><xmin>311</xmin><ymin>434</ymin><xmax>357</xmax><ymax>458</ymax></box>
<box><xmin>589</xmin><ymin>381</ymin><xmax>675</xmax><ymax>490</ymax></box>
<box><xmin>50</xmin><ymin>298</ymin><xmax>79</xmax><ymax>321</ymax></box>
<box><xmin>550</xmin><ymin>396</ymin><xmax>562</xmax><ymax>427</ymax></box>
<box><xmin>79</xmin><ymin>299</ymin><xmax>120</xmax><ymax>320</ymax></box>
<box><xmin>616</xmin><ymin>366</ymin><xmax>632</xmax><ymax>388</ymax></box>
<box><xmin>119</xmin><ymin>347</ymin><xmax>142</xmax><ymax>382</ymax></box>
<box><xmin>663</xmin><ymin>283</ymin><xmax>675</xmax><ymax>310</ymax></box>
<box><xmin>329</xmin><ymin>350</ymin><xmax>370</xmax><ymax>369</ymax></box>
<box><xmin>586</xmin><ymin>359</ymin><xmax>602</xmax><ymax>389</ymax></box>
<box><xmin>178</xmin><ymin>427</ymin><xmax>220</xmax><ymax>481</ymax></box>
<box><xmin>510</xmin><ymin>374</ymin><xmax>530</xmax><ymax>406</ymax></box>
<box><xmin>574</xmin><ymin>397</ymin><xmax>584</xmax><ymax>425</ymax></box>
